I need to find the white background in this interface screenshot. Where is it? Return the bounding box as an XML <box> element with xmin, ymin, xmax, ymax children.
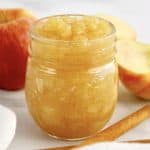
<box><xmin>0</xmin><ymin>0</ymin><xmax>150</xmax><ymax>150</ymax></box>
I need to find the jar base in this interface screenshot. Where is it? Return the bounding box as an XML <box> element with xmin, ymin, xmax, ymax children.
<box><xmin>46</xmin><ymin>111</ymin><xmax>115</xmax><ymax>141</ymax></box>
<box><xmin>48</xmin><ymin>130</ymin><xmax>102</xmax><ymax>141</ymax></box>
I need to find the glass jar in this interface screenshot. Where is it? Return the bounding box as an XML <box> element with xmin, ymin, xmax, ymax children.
<box><xmin>25</xmin><ymin>15</ymin><xmax>118</xmax><ymax>140</ymax></box>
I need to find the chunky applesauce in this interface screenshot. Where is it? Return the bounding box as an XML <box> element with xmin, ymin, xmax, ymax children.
<box><xmin>25</xmin><ymin>15</ymin><xmax>118</xmax><ymax>140</ymax></box>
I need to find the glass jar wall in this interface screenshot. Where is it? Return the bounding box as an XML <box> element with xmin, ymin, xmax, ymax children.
<box><xmin>25</xmin><ymin>15</ymin><xmax>118</xmax><ymax>140</ymax></box>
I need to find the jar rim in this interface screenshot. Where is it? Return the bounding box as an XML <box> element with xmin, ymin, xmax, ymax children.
<box><xmin>30</xmin><ymin>14</ymin><xmax>116</xmax><ymax>44</ymax></box>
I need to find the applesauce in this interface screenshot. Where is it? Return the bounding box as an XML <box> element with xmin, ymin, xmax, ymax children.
<box><xmin>25</xmin><ymin>15</ymin><xmax>118</xmax><ymax>140</ymax></box>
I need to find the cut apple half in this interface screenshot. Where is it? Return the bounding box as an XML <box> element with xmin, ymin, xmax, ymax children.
<box><xmin>96</xmin><ymin>14</ymin><xmax>136</xmax><ymax>40</ymax></box>
<box><xmin>116</xmin><ymin>40</ymin><xmax>150</xmax><ymax>100</ymax></box>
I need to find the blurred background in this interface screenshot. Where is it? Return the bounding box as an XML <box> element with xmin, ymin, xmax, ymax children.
<box><xmin>0</xmin><ymin>0</ymin><xmax>150</xmax><ymax>42</ymax></box>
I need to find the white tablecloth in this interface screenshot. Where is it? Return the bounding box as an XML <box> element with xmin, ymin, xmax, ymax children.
<box><xmin>0</xmin><ymin>0</ymin><xmax>150</xmax><ymax>149</ymax></box>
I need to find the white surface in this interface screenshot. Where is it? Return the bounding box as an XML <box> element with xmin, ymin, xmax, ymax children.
<box><xmin>0</xmin><ymin>105</ymin><xmax>16</xmax><ymax>150</ymax></box>
<box><xmin>0</xmin><ymin>0</ymin><xmax>150</xmax><ymax>150</ymax></box>
<box><xmin>78</xmin><ymin>142</ymin><xmax>150</xmax><ymax>150</ymax></box>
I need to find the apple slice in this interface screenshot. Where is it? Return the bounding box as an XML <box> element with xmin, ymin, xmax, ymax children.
<box><xmin>116</xmin><ymin>40</ymin><xmax>150</xmax><ymax>100</ymax></box>
<box><xmin>97</xmin><ymin>14</ymin><xmax>136</xmax><ymax>40</ymax></box>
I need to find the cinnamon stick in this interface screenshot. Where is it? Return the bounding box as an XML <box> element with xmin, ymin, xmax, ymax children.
<box><xmin>127</xmin><ymin>139</ymin><xmax>150</xmax><ymax>144</ymax></box>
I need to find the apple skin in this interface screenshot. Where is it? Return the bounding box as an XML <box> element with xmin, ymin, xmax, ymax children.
<box><xmin>119</xmin><ymin>66</ymin><xmax>150</xmax><ymax>100</ymax></box>
<box><xmin>0</xmin><ymin>8</ymin><xmax>35</xmax><ymax>21</ymax></box>
<box><xmin>0</xmin><ymin>9</ymin><xmax>35</xmax><ymax>90</ymax></box>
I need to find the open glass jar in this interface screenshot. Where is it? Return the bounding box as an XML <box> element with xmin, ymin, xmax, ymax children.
<box><xmin>25</xmin><ymin>15</ymin><xmax>118</xmax><ymax>140</ymax></box>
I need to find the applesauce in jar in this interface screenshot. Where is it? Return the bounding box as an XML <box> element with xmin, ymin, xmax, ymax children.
<box><xmin>25</xmin><ymin>15</ymin><xmax>118</xmax><ymax>140</ymax></box>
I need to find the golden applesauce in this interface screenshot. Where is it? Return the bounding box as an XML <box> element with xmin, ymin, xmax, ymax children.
<box><xmin>25</xmin><ymin>15</ymin><xmax>118</xmax><ymax>140</ymax></box>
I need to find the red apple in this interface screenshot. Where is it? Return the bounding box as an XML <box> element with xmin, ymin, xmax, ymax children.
<box><xmin>0</xmin><ymin>8</ymin><xmax>35</xmax><ymax>90</ymax></box>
